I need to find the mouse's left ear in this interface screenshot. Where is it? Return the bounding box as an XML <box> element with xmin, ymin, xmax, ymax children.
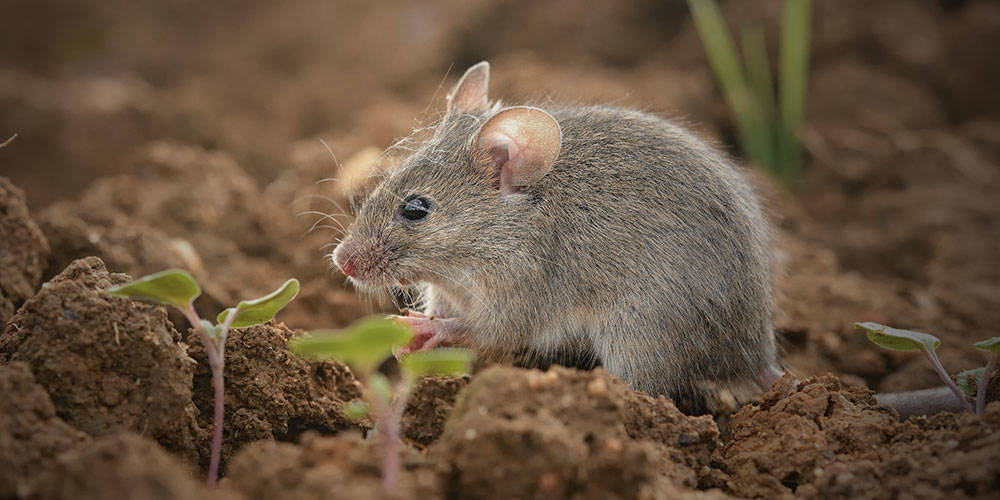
<box><xmin>474</xmin><ymin>106</ymin><xmax>562</xmax><ymax>196</ymax></box>
<box><xmin>447</xmin><ymin>61</ymin><xmax>490</xmax><ymax>115</ymax></box>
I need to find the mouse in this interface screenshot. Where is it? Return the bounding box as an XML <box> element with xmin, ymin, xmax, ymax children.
<box><xmin>331</xmin><ymin>61</ymin><xmax>783</xmax><ymax>412</ymax></box>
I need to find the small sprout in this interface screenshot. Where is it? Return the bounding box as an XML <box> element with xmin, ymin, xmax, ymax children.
<box><xmin>217</xmin><ymin>278</ymin><xmax>300</xmax><ymax>328</ymax></box>
<box><xmin>973</xmin><ymin>337</ymin><xmax>999</xmax><ymax>415</ymax></box>
<box><xmin>106</xmin><ymin>269</ymin><xmax>201</xmax><ymax>309</ymax></box>
<box><xmin>974</xmin><ymin>337</ymin><xmax>1000</xmax><ymax>353</ymax></box>
<box><xmin>856</xmin><ymin>322</ymin><xmax>974</xmax><ymax>414</ymax></box>
<box><xmin>107</xmin><ymin>271</ymin><xmax>298</xmax><ymax>487</ymax></box>
<box><xmin>288</xmin><ymin>315</ymin><xmax>473</xmax><ymax>494</ymax></box>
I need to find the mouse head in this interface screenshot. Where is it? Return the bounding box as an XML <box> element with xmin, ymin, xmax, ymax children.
<box><xmin>332</xmin><ymin>62</ymin><xmax>562</xmax><ymax>293</ymax></box>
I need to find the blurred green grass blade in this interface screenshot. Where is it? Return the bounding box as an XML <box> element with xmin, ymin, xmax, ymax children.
<box><xmin>217</xmin><ymin>278</ymin><xmax>300</xmax><ymax>328</ymax></box>
<box><xmin>778</xmin><ymin>0</ymin><xmax>812</xmax><ymax>184</ymax></box>
<box><xmin>688</xmin><ymin>0</ymin><xmax>770</xmax><ymax>172</ymax></box>
<box><xmin>688</xmin><ymin>0</ymin><xmax>744</xmax><ymax>99</ymax></box>
<box><xmin>742</xmin><ymin>26</ymin><xmax>776</xmax><ymax>121</ymax></box>
<box><xmin>105</xmin><ymin>269</ymin><xmax>200</xmax><ymax>309</ymax></box>
<box><xmin>741</xmin><ymin>25</ymin><xmax>778</xmax><ymax>170</ymax></box>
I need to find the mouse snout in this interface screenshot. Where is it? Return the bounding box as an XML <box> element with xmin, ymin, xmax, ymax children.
<box><xmin>332</xmin><ymin>241</ymin><xmax>360</xmax><ymax>278</ymax></box>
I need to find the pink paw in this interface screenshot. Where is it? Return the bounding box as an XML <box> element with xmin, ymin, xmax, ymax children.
<box><xmin>390</xmin><ymin>312</ymin><xmax>458</xmax><ymax>358</ymax></box>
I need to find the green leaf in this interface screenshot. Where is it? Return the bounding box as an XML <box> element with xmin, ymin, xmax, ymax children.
<box><xmin>400</xmin><ymin>348</ymin><xmax>475</xmax><ymax>379</ymax></box>
<box><xmin>288</xmin><ymin>316</ymin><xmax>414</xmax><ymax>375</ymax></box>
<box><xmin>974</xmin><ymin>337</ymin><xmax>1000</xmax><ymax>354</ymax></box>
<box><xmin>855</xmin><ymin>322</ymin><xmax>941</xmax><ymax>352</ymax></box>
<box><xmin>217</xmin><ymin>279</ymin><xmax>300</xmax><ymax>328</ymax></box>
<box><xmin>957</xmin><ymin>367</ymin><xmax>985</xmax><ymax>398</ymax></box>
<box><xmin>344</xmin><ymin>400</ymin><xmax>370</xmax><ymax>420</ymax></box>
<box><xmin>105</xmin><ymin>269</ymin><xmax>200</xmax><ymax>309</ymax></box>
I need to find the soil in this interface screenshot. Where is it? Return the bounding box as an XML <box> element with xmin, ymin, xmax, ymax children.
<box><xmin>1</xmin><ymin>0</ymin><xmax>999</xmax><ymax>498</ymax></box>
<box><xmin>0</xmin><ymin>361</ymin><xmax>86</xmax><ymax>498</ymax></box>
<box><xmin>0</xmin><ymin>178</ymin><xmax>49</xmax><ymax>326</ymax></box>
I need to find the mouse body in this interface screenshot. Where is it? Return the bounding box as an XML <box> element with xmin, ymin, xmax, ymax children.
<box><xmin>333</xmin><ymin>62</ymin><xmax>781</xmax><ymax>410</ymax></box>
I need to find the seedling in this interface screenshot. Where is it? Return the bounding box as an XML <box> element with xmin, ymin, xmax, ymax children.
<box><xmin>687</xmin><ymin>0</ymin><xmax>812</xmax><ymax>188</ymax></box>
<box><xmin>106</xmin><ymin>270</ymin><xmax>300</xmax><ymax>487</ymax></box>
<box><xmin>972</xmin><ymin>338</ymin><xmax>999</xmax><ymax>414</ymax></box>
<box><xmin>290</xmin><ymin>316</ymin><xmax>474</xmax><ymax>493</ymax></box>
<box><xmin>857</xmin><ymin>322</ymin><xmax>999</xmax><ymax>415</ymax></box>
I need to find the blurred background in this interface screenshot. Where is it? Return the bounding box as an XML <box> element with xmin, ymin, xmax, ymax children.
<box><xmin>1</xmin><ymin>0</ymin><xmax>998</xmax><ymax>393</ymax></box>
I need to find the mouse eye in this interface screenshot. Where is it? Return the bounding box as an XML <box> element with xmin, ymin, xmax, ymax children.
<box><xmin>399</xmin><ymin>194</ymin><xmax>432</xmax><ymax>222</ymax></box>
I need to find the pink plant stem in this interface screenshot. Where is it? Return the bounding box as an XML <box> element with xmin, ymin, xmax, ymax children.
<box><xmin>184</xmin><ymin>303</ymin><xmax>237</xmax><ymax>487</ymax></box>
<box><xmin>207</xmin><ymin>366</ymin><xmax>224</xmax><ymax>487</ymax></box>
<box><xmin>923</xmin><ymin>347</ymin><xmax>974</xmax><ymax>413</ymax></box>
<box><xmin>380</xmin><ymin>382</ymin><xmax>410</xmax><ymax>494</ymax></box>
<box><xmin>976</xmin><ymin>353</ymin><xmax>997</xmax><ymax>415</ymax></box>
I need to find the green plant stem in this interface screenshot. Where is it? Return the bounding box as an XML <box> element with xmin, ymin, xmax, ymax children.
<box><xmin>977</xmin><ymin>353</ymin><xmax>997</xmax><ymax>415</ymax></box>
<box><xmin>922</xmin><ymin>346</ymin><xmax>974</xmax><ymax>413</ymax></box>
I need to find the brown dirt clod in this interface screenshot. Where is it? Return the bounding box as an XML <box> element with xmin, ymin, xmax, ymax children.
<box><xmin>0</xmin><ymin>256</ymin><xmax>205</xmax><ymax>464</ymax></box>
<box><xmin>0</xmin><ymin>177</ymin><xmax>50</xmax><ymax>326</ymax></box>
<box><xmin>226</xmin><ymin>431</ymin><xmax>441</xmax><ymax>500</ymax></box>
<box><xmin>0</xmin><ymin>361</ymin><xmax>88</xmax><ymax>498</ymax></box>
<box><xmin>434</xmin><ymin>365</ymin><xmax>727</xmax><ymax>499</ymax></box>
<box><xmin>28</xmin><ymin>433</ymin><xmax>228</xmax><ymax>500</ymax></box>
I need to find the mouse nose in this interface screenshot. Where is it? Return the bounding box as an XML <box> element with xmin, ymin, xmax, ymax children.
<box><xmin>332</xmin><ymin>243</ymin><xmax>358</xmax><ymax>278</ymax></box>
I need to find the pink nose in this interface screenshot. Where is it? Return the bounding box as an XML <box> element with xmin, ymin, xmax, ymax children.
<box><xmin>333</xmin><ymin>243</ymin><xmax>358</xmax><ymax>278</ymax></box>
<box><xmin>339</xmin><ymin>257</ymin><xmax>358</xmax><ymax>278</ymax></box>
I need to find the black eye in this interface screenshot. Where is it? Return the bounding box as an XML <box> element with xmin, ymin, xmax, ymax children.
<box><xmin>399</xmin><ymin>195</ymin><xmax>432</xmax><ymax>222</ymax></box>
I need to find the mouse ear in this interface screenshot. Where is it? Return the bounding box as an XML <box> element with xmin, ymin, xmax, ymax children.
<box><xmin>474</xmin><ymin>106</ymin><xmax>562</xmax><ymax>195</ymax></box>
<box><xmin>446</xmin><ymin>61</ymin><xmax>490</xmax><ymax>115</ymax></box>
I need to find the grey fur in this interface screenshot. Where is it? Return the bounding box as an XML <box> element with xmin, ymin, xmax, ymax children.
<box><xmin>336</xmin><ymin>92</ymin><xmax>780</xmax><ymax>411</ymax></box>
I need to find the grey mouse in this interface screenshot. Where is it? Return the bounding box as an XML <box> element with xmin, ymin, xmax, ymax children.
<box><xmin>332</xmin><ymin>61</ymin><xmax>783</xmax><ymax>412</ymax></box>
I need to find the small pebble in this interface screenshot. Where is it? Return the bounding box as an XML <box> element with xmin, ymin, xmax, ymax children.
<box><xmin>677</xmin><ymin>434</ymin><xmax>698</xmax><ymax>446</ymax></box>
<box><xmin>587</xmin><ymin>378</ymin><xmax>607</xmax><ymax>396</ymax></box>
<box><xmin>604</xmin><ymin>438</ymin><xmax>622</xmax><ymax>453</ymax></box>
<box><xmin>536</xmin><ymin>473</ymin><xmax>561</xmax><ymax>494</ymax></box>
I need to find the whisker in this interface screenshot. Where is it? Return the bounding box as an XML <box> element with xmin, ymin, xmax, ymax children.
<box><xmin>318</xmin><ymin>138</ymin><xmax>343</xmax><ymax>178</ymax></box>
<box><xmin>294</xmin><ymin>194</ymin><xmax>352</xmax><ymax>217</ymax></box>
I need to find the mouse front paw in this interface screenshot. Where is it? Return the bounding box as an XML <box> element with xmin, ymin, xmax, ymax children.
<box><xmin>389</xmin><ymin>314</ymin><xmax>461</xmax><ymax>358</ymax></box>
